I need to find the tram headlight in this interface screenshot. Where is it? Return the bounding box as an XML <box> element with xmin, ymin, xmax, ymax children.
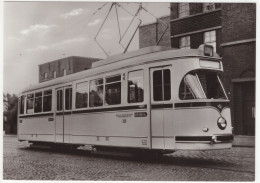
<box><xmin>217</xmin><ymin>117</ymin><xmax>227</xmax><ymax>130</ymax></box>
<box><xmin>204</xmin><ymin>45</ymin><xmax>214</xmax><ymax>56</ymax></box>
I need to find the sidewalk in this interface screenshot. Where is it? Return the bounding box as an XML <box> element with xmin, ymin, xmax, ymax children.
<box><xmin>233</xmin><ymin>135</ymin><xmax>255</xmax><ymax>147</ymax></box>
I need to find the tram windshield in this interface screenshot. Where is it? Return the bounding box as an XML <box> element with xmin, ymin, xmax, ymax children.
<box><xmin>179</xmin><ymin>71</ymin><xmax>227</xmax><ymax>100</ymax></box>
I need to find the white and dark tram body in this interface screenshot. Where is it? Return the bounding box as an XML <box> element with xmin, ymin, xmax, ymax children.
<box><xmin>18</xmin><ymin>45</ymin><xmax>233</xmax><ymax>153</ymax></box>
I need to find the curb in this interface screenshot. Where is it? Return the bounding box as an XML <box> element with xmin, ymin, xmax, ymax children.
<box><xmin>232</xmin><ymin>135</ymin><xmax>255</xmax><ymax>147</ymax></box>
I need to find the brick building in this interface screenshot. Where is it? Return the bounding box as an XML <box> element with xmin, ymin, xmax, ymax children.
<box><xmin>139</xmin><ymin>3</ymin><xmax>256</xmax><ymax>136</ymax></box>
<box><xmin>139</xmin><ymin>16</ymin><xmax>171</xmax><ymax>48</ymax></box>
<box><xmin>39</xmin><ymin>56</ymin><xmax>100</xmax><ymax>82</ymax></box>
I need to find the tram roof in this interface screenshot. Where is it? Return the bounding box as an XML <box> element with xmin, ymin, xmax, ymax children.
<box><xmin>21</xmin><ymin>45</ymin><xmax>220</xmax><ymax>94</ymax></box>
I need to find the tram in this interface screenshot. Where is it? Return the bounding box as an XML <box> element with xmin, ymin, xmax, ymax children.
<box><xmin>18</xmin><ymin>44</ymin><xmax>233</xmax><ymax>154</ymax></box>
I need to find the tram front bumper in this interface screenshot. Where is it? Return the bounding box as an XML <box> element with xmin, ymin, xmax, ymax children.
<box><xmin>175</xmin><ymin>134</ymin><xmax>233</xmax><ymax>150</ymax></box>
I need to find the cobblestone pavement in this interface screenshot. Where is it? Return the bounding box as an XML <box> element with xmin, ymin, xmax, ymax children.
<box><xmin>3</xmin><ymin>135</ymin><xmax>255</xmax><ymax>181</ymax></box>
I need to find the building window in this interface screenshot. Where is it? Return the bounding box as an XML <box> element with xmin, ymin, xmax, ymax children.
<box><xmin>105</xmin><ymin>75</ymin><xmax>121</xmax><ymax>105</ymax></box>
<box><xmin>153</xmin><ymin>69</ymin><xmax>171</xmax><ymax>101</ymax></box>
<box><xmin>90</xmin><ymin>78</ymin><xmax>104</xmax><ymax>107</ymax></box>
<box><xmin>128</xmin><ymin>70</ymin><xmax>144</xmax><ymax>103</ymax></box>
<box><xmin>34</xmin><ymin>91</ymin><xmax>43</xmax><ymax>113</ymax></box>
<box><xmin>26</xmin><ymin>93</ymin><xmax>34</xmax><ymax>114</ymax></box>
<box><xmin>53</xmin><ymin>71</ymin><xmax>56</xmax><ymax>78</ymax></box>
<box><xmin>204</xmin><ymin>30</ymin><xmax>216</xmax><ymax>52</ymax></box>
<box><xmin>44</xmin><ymin>73</ymin><xmax>47</xmax><ymax>79</ymax></box>
<box><xmin>179</xmin><ymin>36</ymin><xmax>190</xmax><ymax>49</ymax></box>
<box><xmin>178</xmin><ymin>3</ymin><xmax>189</xmax><ymax>18</ymax></box>
<box><xmin>203</xmin><ymin>3</ymin><xmax>215</xmax><ymax>12</ymax></box>
<box><xmin>63</xmin><ymin>69</ymin><xmax>66</xmax><ymax>76</ymax></box>
<box><xmin>43</xmin><ymin>90</ymin><xmax>52</xmax><ymax>112</ymax></box>
<box><xmin>76</xmin><ymin>81</ymin><xmax>89</xmax><ymax>109</ymax></box>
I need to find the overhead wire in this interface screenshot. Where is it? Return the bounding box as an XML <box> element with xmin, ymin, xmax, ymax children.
<box><xmin>94</xmin><ymin>3</ymin><xmax>115</xmax><ymax>57</ymax></box>
<box><xmin>94</xmin><ymin>2</ymin><xmax>143</xmax><ymax>56</ymax></box>
<box><xmin>79</xmin><ymin>3</ymin><xmax>109</xmax><ymax>36</ymax></box>
<box><xmin>115</xmin><ymin>4</ymin><xmax>122</xmax><ymax>39</ymax></box>
<box><xmin>116</xmin><ymin>2</ymin><xmax>142</xmax><ymax>53</ymax></box>
<box><xmin>53</xmin><ymin>2</ymin><xmax>169</xmax><ymax>57</ymax></box>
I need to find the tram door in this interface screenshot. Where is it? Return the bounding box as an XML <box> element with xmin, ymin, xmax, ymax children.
<box><xmin>150</xmin><ymin>66</ymin><xmax>172</xmax><ymax>149</ymax></box>
<box><xmin>55</xmin><ymin>86</ymin><xmax>72</xmax><ymax>143</ymax></box>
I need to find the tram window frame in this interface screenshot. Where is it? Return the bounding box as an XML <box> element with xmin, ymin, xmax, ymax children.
<box><xmin>105</xmin><ymin>74</ymin><xmax>121</xmax><ymax>105</ymax></box>
<box><xmin>56</xmin><ymin>90</ymin><xmax>63</xmax><ymax>111</ymax></box>
<box><xmin>128</xmin><ymin>70</ymin><xmax>144</xmax><ymax>103</ymax></box>
<box><xmin>65</xmin><ymin>88</ymin><xmax>72</xmax><ymax>110</ymax></box>
<box><xmin>76</xmin><ymin>81</ymin><xmax>89</xmax><ymax>109</ymax></box>
<box><xmin>26</xmin><ymin>93</ymin><xmax>34</xmax><ymax>114</ymax></box>
<box><xmin>179</xmin><ymin>78</ymin><xmax>196</xmax><ymax>100</ymax></box>
<box><xmin>89</xmin><ymin>78</ymin><xmax>104</xmax><ymax>107</ymax></box>
<box><xmin>153</xmin><ymin>69</ymin><xmax>171</xmax><ymax>101</ymax></box>
<box><xmin>19</xmin><ymin>95</ymin><xmax>25</xmax><ymax>114</ymax></box>
<box><xmin>179</xmin><ymin>71</ymin><xmax>228</xmax><ymax>100</ymax></box>
<box><xmin>34</xmin><ymin>91</ymin><xmax>43</xmax><ymax>113</ymax></box>
<box><xmin>163</xmin><ymin>69</ymin><xmax>171</xmax><ymax>100</ymax></box>
<box><xmin>43</xmin><ymin>89</ymin><xmax>52</xmax><ymax>112</ymax></box>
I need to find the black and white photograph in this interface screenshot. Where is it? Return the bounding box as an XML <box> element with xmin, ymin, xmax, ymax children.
<box><xmin>2</xmin><ymin>0</ymin><xmax>257</xmax><ymax>181</ymax></box>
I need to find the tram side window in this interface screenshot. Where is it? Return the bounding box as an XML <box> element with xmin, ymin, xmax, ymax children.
<box><xmin>65</xmin><ymin>88</ymin><xmax>72</xmax><ymax>110</ymax></box>
<box><xmin>164</xmin><ymin>69</ymin><xmax>171</xmax><ymax>100</ymax></box>
<box><xmin>90</xmin><ymin>78</ymin><xmax>103</xmax><ymax>107</ymax></box>
<box><xmin>105</xmin><ymin>75</ymin><xmax>121</xmax><ymax>105</ymax></box>
<box><xmin>43</xmin><ymin>90</ymin><xmax>52</xmax><ymax>112</ymax></box>
<box><xmin>26</xmin><ymin>93</ymin><xmax>34</xmax><ymax>114</ymax></box>
<box><xmin>57</xmin><ymin>90</ymin><xmax>63</xmax><ymax>111</ymax></box>
<box><xmin>128</xmin><ymin>70</ymin><xmax>144</xmax><ymax>103</ymax></box>
<box><xmin>34</xmin><ymin>91</ymin><xmax>43</xmax><ymax>113</ymax></box>
<box><xmin>76</xmin><ymin>82</ymin><xmax>89</xmax><ymax>109</ymax></box>
<box><xmin>153</xmin><ymin>69</ymin><xmax>171</xmax><ymax>101</ymax></box>
<box><xmin>19</xmin><ymin>95</ymin><xmax>25</xmax><ymax>114</ymax></box>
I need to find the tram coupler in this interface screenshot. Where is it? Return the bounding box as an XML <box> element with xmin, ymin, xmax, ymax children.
<box><xmin>210</xmin><ymin>136</ymin><xmax>217</xmax><ymax>144</ymax></box>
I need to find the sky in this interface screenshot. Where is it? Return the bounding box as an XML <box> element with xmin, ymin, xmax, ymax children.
<box><xmin>3</xmin><ymin>1</ymin><xmax>170</xmax><ymax>95</ymax></box>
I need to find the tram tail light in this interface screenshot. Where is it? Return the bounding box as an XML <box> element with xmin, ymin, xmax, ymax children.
<box><xmin>217</xmin><ymin>117</ymin><xmax>227</xmax><ymax>130</ymax></box>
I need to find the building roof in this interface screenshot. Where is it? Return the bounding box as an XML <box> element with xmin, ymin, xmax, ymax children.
<box><xmin>38</xmin><ymin>56</ymin><xmax>101</xmax><ymax>67</ymax></box>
